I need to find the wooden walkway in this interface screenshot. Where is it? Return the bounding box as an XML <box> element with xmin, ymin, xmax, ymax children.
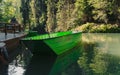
<box><xmin>0</xmin><ymin>32</ymin><xmax>26</xmax><ymax>51</ymax></box>
<box><xmin>0</xmin><ymin>23</ymin><xmax>23</xmax><ymax>35</ymax></box>
<box><xmin>0</xmin><ymin>32</ymin><xmax>25</xmax><ymax>42</ymax></box>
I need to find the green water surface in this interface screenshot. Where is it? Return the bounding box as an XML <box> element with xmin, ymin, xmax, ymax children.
<box><xmin>7</xmin><ymin>33</ymin><xmax>120</xmax><ymax>75</ymax></box>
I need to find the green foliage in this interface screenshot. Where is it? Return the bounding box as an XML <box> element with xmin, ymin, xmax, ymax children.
<box><xmin>1</xmin><ymin>0</ymin><xmax>120</xmax><ymax>33</ymax></box>
<box><xmin>0</xmin><ymin>0</ymin><xmax>2</xmax><ymax>2</ymax></box>
<box><xmin>34</xmin><ymin>0</ymin><xmax>47</xmax><ymax>25</ymax></box>
<box><xmin>75</xmin><ymin>23</ymin><xmax>120</xmax><ymax>33</ymax></box>
<box><xmin>74</xmin><ymin>0</ymin><xmax>93</xmax><ymax>25</ymax></box>
<box><xmin>20</xmin><ymin>0</ymin><xmax>31</xmax><ymax>27</ymax></box>
<box><xmin>90</xmin><ymin>24</ymin><xmax>120</xmax><ymax>33</ymax></box>
<box><xmin>89</xmin><ymin>0</ymin><xmax>120</xmax><ymax>23</ymax></box>
<box><xmin>76</xmin><ymin>23</ymin><xmax>95</xmax><ymax>32</ymax></box>
<box><xmin>0</xmin><ymin>0</ymin><xmax>21</xmax><ymax>22</ymax></box>
<box><xmin>20</xmin><ymin>0</ymin><xmax>47</xmax><ymax>32</ymax></box>
<box><xmin>89</xmin><ymin>0</ymin><xmax>109</xmax><ymax>23</ymax></box>
<box><xmin>74</xmin><ymin>0</ymin><xmax>120</xmax><ymax>24</ymax></box>
<box><xmin>55</xmin><ymin>0</ymin><xmax>75</xmax><ymax>32</ymax></box>
<box><xmin>46</xmin><ymin>0</ymin><xmax>57</xmax><ymax>32</ymax></box>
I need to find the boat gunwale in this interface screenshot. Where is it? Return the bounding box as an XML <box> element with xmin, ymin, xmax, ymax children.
<box><xmin>21</xmin><ymin>31</ymin><xmax>82</xmax><ymax>41</ymax></box>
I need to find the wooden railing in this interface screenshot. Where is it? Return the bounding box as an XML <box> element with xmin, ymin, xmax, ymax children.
<box><xmin>0</xmin><ymin>22</ymin><xmax>23</xmax><ymax>35</ymax></box>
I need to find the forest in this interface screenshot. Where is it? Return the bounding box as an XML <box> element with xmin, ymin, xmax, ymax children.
<box><xmin>0</xmin><ymin>0</ymin><xmax>120</xmax><ymax>33</ymax></box>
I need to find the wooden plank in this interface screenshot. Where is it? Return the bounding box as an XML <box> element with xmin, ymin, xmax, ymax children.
<box><xmin>0</xmin><ymin>32</ymin><xmax>26</xmax><ymax>51</ymax></box>
<box><xmin>0</xmin><ymin>33</ymin><xmax>25</xmax><ymax>41</ymax></box>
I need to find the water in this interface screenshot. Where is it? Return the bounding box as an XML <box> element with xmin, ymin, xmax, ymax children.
<box><xmin>1</xmin><ymin>33</ymin><xmax>120</xmax><ymax>75</ymax></box>
<box><xmin>79</xmin><ymin>33</ymin><xmax>120</xmax><ymax>75</ymax></box>
<box><xmin>7</xmin><ymin>43</ymin><xmax>81</xmax><ymax>75</ymax></box>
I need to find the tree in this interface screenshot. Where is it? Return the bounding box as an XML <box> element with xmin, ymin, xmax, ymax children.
<box><xmin>46</xmin><ymin>0</ymin><xmax>57</xmax><ymax>32</ymax></box>
<box><xmin>89</xmin><ymin>0</ymin><xmax>120</xmax><ymax>23</ymax></box>
<box><xmin>0</xmin><ymin>0</ymin><xmax>21</xmax><ymax>22</ymax></box>
<box><xmin>55</xmin><ymin>0</ymin><xmax>76</xmax><ymax>32</ymax></box>
<box><xmin>74</xmin><ymin>0</ymin><xmax>93</xmax><ymax>25</ymax></box>
<box><xmin>20</xmin><ymin>0</ymin><xmax>31</xmax><ymax>29</ymax></box>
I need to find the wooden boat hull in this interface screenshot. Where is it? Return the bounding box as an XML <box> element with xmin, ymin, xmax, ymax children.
<box><xmin>21</xmin><ymin>31</ymin><xmax>82</xmax><ymax>55</ymax></box>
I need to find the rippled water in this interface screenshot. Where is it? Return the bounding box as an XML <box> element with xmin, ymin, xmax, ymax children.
<box><xmin>2</xmin><ymin>33</ymin><xmax>120</xmax><ymax>75</ymax></box>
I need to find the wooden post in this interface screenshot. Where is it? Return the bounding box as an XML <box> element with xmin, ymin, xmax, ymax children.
<box><xmin>0</xmin><ymin>42</ymin><xmax>8</xmax><ymax>64</ymax></box>
<box><xmin>19</xmin><ymin>24</ymin><xmax>21</xmax><ymax>32</ymax></box>
<box><xmin>4</xmin><ymin>23</ymin><xmax>7</xmax><ymax>36</ymax></box>
<box><xmin>13</xmin><ymin>23</ymin><xmax>15</xmax><ymax>34</ymax></box>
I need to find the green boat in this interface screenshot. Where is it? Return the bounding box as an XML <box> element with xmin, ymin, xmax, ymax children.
<box><xmin>21</xmin><ymin>31</ymin><xmax>82</xmax><ymax>55</ymax></box>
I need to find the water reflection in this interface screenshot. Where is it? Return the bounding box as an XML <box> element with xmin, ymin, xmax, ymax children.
<box><xmin>1</xmin><ymin>33</ymin><xmax>120</xmax><ymax>75</ymax></box>
<box><xmin>5</xmin><ymin>42</ymin><xmax>82</xmax><ymax>75</ymax></box>
<box><xmin>24</xmin><ymin>44</ymin><xmax>82</xmax><ymax>75</ymax></box>
<box><xmin>78</xmin><ymin>33</ymin><xmax>120</xmax><ymax>75</ymax></box>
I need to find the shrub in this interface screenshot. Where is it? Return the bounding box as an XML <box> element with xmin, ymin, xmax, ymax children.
<box><xmin>78</xmin><ymin>23</ymin><xmax>95</xmax><ymax>32</ymax></box>
<box><xmin>74</xmin><ymin>23</ymin><xmax>120</xmax><ymax>33</ymax></box>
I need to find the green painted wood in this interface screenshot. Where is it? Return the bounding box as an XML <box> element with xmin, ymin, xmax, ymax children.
<box><xmin>44</xmin><ymin>32</ymin><xmax>81</xmax><ymax>55</ymax></box>
<box><xmin>24</xmin><ymin>31</ymin><xmax>72</xmax><ymax>40</ymax></box>
<box><xmin>22</xmin><ymin>31</ymin><xmax>82</xmax><ymax>55</ymax></box>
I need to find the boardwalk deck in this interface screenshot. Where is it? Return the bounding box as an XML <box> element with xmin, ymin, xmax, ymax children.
<box><xmin>0</xmin><ymin>32</ymin><xmax>26</xmax><ymax>51</ymax></box>
<box><xmin>0</xmin><ymin>32</ymin><xmax>25</xmax><ymax>42</ymax></box>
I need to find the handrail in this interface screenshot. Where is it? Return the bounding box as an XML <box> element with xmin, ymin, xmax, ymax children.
<box><xmin>0</xmin><ymin>22</ymin><xmax>22</xmax><ymax>35</ymax></box>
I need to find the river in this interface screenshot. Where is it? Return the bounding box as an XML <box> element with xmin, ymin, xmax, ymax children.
<box><xmin>2</xmin><ymin>33</ymin><xmax>120</xmax><ymax>75</ymax></box>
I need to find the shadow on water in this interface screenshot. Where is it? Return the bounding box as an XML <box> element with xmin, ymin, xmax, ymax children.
<box><xmin>0</xmin><ymin>65</ymin><xmax>8</xmax><ymax>75</ymax></box>
<box><xmin>24</xmin><ymin>55</ymin><xmax>56</xmax><ymax>75</ymax></box>
<box><xmin>24</xmin><ymin>43</ymin><xmax>82</xmax><ymax>75</ymax></box>
<box><xmin>0</xmin><ymin>38</ymin><xmax>82</xmax><ymax>75</ymax></box>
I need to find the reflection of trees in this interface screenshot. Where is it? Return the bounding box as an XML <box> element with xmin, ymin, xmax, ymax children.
<box><xmin>90</xmin><ymin>49</ymin><xmax>107</xmax><ymax>74</ymax></box>
<box><xmin>50</xmin><ymin>43</ymin><xmax>82</xmax><ymax>75</ymax></box>
<box><xmin>78</xmin><ymin>41</ymin><xmax>120</xmax><ymax>75</ymax></box>
<box><xmin>60</xmin><ymin>63</ymin><xmax>81</xmax><ymax>75</ymax></box>
<box><xmin>77</xmin><ymin>42</ymin><xmax>95</xmax><ymax>75</ymax></box>
<box><xmin>105</xmin><ymin>54</ymin><xmax>120</xmax><ymax>75</ymax></box>
<box><xmin>82</xmin><ymin>33</ymin><xmax>120</xmax><ymax>43</ymax></box>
